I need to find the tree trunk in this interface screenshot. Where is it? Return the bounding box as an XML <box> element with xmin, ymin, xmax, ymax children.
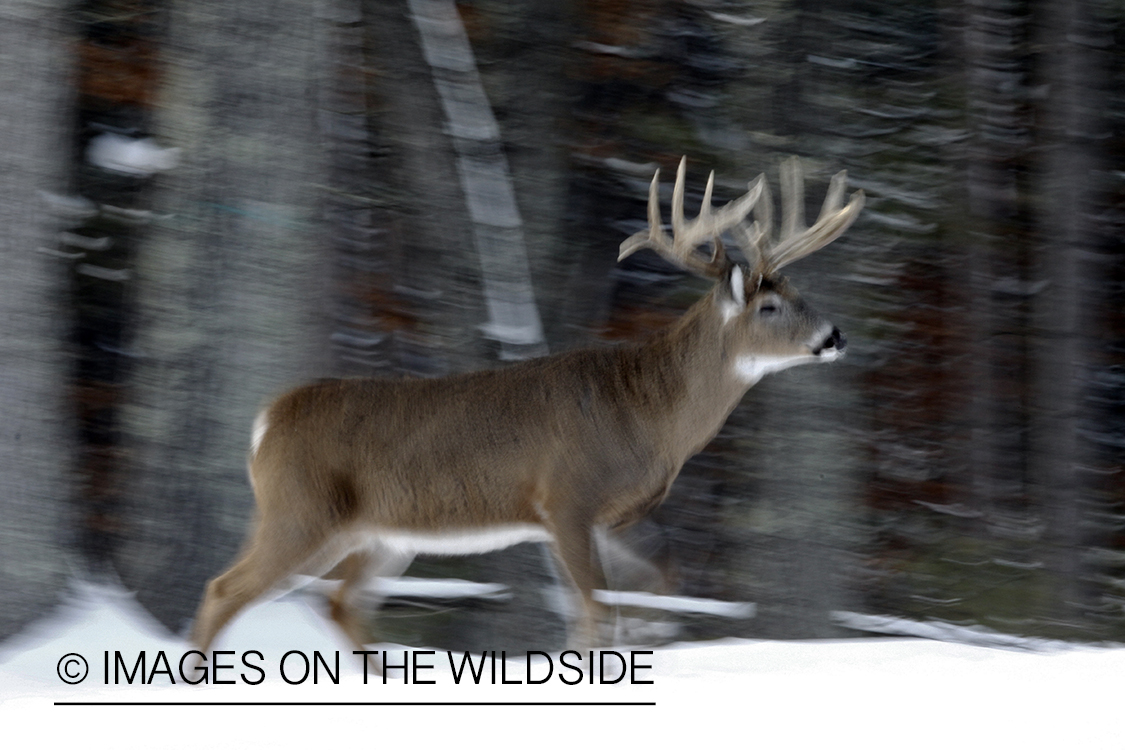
<box><xmin>0</xmin><ymin>1</ymin><xmax>74</xmax><ymax>639</ymax></box>
<box><xmin>1030</xmin><ymin>0</ymin><xmax>1109</xmax><ymax>632</ymax></box>
<box><xmin>115</xmin><ymin>0</ymin><xmax>333</xmax><ymax>633</ymax></box>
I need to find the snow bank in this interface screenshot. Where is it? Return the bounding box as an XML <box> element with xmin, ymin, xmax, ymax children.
<box><xmin>2</xmin><ymin>581</ymin><xmax>1122</xmax><ymax>749</ymax></box>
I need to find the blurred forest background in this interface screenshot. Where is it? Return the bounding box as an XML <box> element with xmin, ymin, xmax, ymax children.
<box><xmin>2</xmin><ymin>0</ymin><xmax>1123</xmax><ymax>652</ymax></box>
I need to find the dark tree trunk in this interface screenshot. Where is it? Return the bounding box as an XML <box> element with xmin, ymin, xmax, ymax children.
<box><xmin>1030</xmin><ymin>0</ymin><xmax>1113</xmax><ymax>633</ymax></box>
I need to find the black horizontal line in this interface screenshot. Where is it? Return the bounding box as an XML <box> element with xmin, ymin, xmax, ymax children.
<box><xmin>55</xmin><ymin>701</ymin><xmax>656</xmax><ymax>707</ymax></box>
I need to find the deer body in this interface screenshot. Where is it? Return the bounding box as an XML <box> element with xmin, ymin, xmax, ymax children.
<box><xmin>190</xmin><ymin>157</ymin><xmax>861</xmax><ymax>655</ymax></box>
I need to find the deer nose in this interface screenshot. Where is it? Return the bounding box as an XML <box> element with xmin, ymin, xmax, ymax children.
<box><xmin>821</xmin><ymin>327</ymin><xmax>846</xmax><ymax>354</ymax></box>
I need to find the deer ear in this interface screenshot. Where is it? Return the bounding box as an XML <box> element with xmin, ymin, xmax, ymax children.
<box><xmin>729</xmin><ymin>264</ymin><xmax>747</xmax><ymax>309</ymax></box>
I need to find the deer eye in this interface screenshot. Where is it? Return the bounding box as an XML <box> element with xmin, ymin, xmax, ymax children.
<box><xmin>758</xmin><ymin>302</ymin><xmax>779</xmax><ymax>315</ymax></box>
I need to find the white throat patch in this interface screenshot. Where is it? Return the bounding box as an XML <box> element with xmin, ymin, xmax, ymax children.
<box><xmin>732</xmin><ymin>354</ymin><xmax>817</xmax><ymax>385</ymax></box>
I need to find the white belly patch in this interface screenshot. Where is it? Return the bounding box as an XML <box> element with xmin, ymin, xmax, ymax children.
<box><xmin>359</xmin><ymin>524</ymin><xmax>553</xmax><ymax>556</ymax></box>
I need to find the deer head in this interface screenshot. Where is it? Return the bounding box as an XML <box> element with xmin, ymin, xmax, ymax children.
<box><xmin>619</xmin><ymin>156</ymin><xmax>863</xmax><ymax>385</ymax></box>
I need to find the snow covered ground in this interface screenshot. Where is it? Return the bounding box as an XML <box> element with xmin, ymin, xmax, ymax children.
<box><xmin>2</xmin><ymin>581</ymin><xmax>1122</xmax><ymax>749</ymax></box>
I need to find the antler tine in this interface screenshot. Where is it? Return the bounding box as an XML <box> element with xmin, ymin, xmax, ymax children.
<box><xmin>760</xmin><ymin>157</ymin><xmax>864</xmax><ymax>275</ymax></box>
<box><xmin>701</xmin><ymin>170</ymin><xmax>727</xmax><ymax>266</ymax></box>
<box><xmin>819</xmin><ymin>169</ymin><xmax>849</xmax><ymax>222</ymax></box>
<box><xmin>619</xmin><ymin>168</ymin><xmax>669</xmax><ymax>263</ymax></box>
<box><xmin>619</xmin><ymin>157</ymin><xmax>764</xmax><ymax>279</ymax></box>
<box><xmin>667</xmin><ymin>157</ymin><xmax>725</xmax><ymax>277</ymax></box>
<box><xmin>755</xmin><ymin>174</ymin><xmax>774</xmax><ymax>250</ymax></box>
<box><xmin>670</xmin><ymin>156</ymin><xmax>690</xmax><ymax>239</ymax></box>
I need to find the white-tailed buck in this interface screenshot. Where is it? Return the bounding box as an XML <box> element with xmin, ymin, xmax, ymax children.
<box><xmin>190</xmin><ymin>157</ymin><xmax>863</xmax><ymax>654</ymax></box>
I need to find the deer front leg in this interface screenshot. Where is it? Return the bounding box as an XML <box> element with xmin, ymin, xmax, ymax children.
<box><xmin>544</xmin><ymin>510</ymin><xmax>609</xmax><ymax>649</ymax></box>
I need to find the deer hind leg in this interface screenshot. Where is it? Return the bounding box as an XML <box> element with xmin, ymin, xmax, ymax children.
<box><xmin>326</xmin><ymin>552</ymin><xmax>375</xmax><ymax>652</ymax></box>
<box><xmin>190</xmin><ymin>520</ymin><xmax>330</xmax><ymax>654</ymax></box>
<box><xmin>326</xmin><ymin>547</ymin><xmax>415</xmax><ymax>656</ymax></box>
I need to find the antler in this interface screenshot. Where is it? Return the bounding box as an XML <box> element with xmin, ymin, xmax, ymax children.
<box><xmin>619</xmin><ymin>157</ymin><xmax>764</xmax><ymax>279</ymax></box>
<box><xmin>734</xmin><ymin>157</ymin><xmax>865</xmax><ymax>277</ymax></box>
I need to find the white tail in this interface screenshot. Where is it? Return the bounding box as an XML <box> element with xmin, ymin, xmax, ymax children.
<box><xmin>190</xmin><ymin>156</ymin><xmax>863</xmax><ymax>654</ymax></box>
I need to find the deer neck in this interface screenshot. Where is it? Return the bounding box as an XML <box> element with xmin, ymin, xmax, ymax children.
<box><xmin>633</xmin><ymin>288</ymin><xmax>750</xmax><ymax>460</ymax></box>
